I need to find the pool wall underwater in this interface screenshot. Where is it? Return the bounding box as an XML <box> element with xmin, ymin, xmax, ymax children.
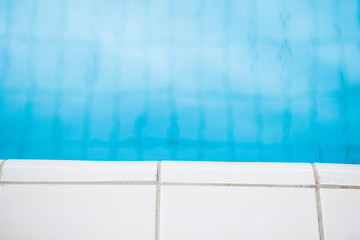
<box><xmin>0</xmin><ymin>0</ymin><xmax>360</xmax><ymax>163</ymax></box>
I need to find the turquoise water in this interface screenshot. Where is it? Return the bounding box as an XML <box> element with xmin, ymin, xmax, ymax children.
<box><xmin>0</xmin><ymin>0</ymin><xmax>359</xmax><ymax>163</ymax></box>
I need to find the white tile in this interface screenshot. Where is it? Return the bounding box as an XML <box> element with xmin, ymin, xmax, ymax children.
<box><xmin>321</xmin><ymin>189</ymin><xmax>360</xmax><ymax>240</ymax></box>
<box><xmin>161</xmin><ymin>161</ymin><xmax>315</xmax><ymax>185</ymax></box>
<box><xmin>0</xmin><ymin>160</ymin><xmax>4</xmax><ymax>180</ymax></box>
<box><xmin>315</xmin><ymin>163</ymin><xmax>360</xmax><ymax>186</ymax></box>
<box><xmin>2</xmin><ymin>160</ymin><xmax>157</xmax><ymax>182</ymax></box>
<box><xmin>0</xmin><ymin>184</ymin><xmax>156</xmax><ymax>240</ymax></box>
<box><xmin>159</xmin><ymin>186</ymin><xmax>319</xmax><ymax>240</ymax></box>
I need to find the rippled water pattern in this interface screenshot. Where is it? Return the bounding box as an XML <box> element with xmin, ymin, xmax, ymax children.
<box><xmin>0</xmin><ymin>0</ymin><xmax>360</xmax><ymax>163</ymax></box>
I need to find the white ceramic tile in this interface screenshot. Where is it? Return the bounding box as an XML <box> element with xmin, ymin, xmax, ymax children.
<box><xmin>1</xmin><ymin>160</ymin><xmax>157</xmax><ymax>182</ymax></box>
<box><xmin>161</xmin><ymin>161</ymin><xmax>315</xmax><ymax>185</ymax></box>
<box><xmin>315</xmin><ymin>163</ymin><xmax>360</xmax><ymax>186</ymax></box>
<box><xmin>0</xmin><ymin>184</ymin><xmax>156</xmax><ymax>240</ymax></box>
<box><xmin>321</xmin><ymin>189</ymin><xmax>360</xmax><ymax>240</ymax></box>
<box><xmin>159</xmin><ymin>186</ymin><xmax>319</xmax><ymax>240</ymax></box>
<box><xmin>0</xmin><ymin>160</ymin><xmax>4</xmax><ymax>180</ymax></box>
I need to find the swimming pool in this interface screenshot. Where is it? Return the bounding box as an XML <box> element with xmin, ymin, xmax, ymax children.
<box><xmin>0</xmin><ymin>0</ymin><xmax>359</xmax><ymax>163</ymax></box>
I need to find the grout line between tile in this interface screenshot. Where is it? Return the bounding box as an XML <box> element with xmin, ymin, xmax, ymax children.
<box><xmin>1</xmin><ymin>179</ymin><xmax>360</xmax><ymax>189</ymax></box>
<box><xmin>155</xmin><ymin>161</ymin><xmax>162</xmax><ymax>240</ymax></box>
<box><xmin>0</xmin><ymin>181</ymin><xmax>157</xmax><ymax>185</ymax></box>
<box><xmin>161</xmin><ymin>182</ymin><xmax>316</xmax><ymax>188</ymax></box>
<box><xmin>0</xmin><ymin>160</ymin><xmax>7</xmax><ymax>181</ymax></box>
<box><xmin>312</xmin><ymin>163</ymin><xmax>325</xmax><ymax>240</ymax></box>
<box><xmin>319</xmin><ymin>184</ymin><xmax>360</xmax><ymax>190</ymax></box>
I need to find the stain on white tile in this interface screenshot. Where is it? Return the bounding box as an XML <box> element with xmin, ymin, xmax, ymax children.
<box><xmin>161</xmin><ymin>161</ymin><xmax>315</xmax><ymax>185</ymax></box>
<box><xmin>0</xmin><ymin>184</ymin><xmax>156</xmax><ymax>240</ymax></box>
<box><xmin>321</xmin><ymin>188</ymin><xmax>360</xmax><ymax>240</ymax></box>
<box><xmin>159</xmin><ymin>185</ymin><xmax>319</xmax><ymax>240</ymax></box>
<box><xmin>0</xmin><ymin>160</ymin><xmax>4</xmax><ymax>180</ymax></box>
<box><xmin>315</xmin><ymin>163</ymin><xmax>360</xmax><ymax>186</ymax></box>
<box><xmin>1</xmin><ymin>160</ymin><xmax>158</xmax><ymax>182</ymax></box>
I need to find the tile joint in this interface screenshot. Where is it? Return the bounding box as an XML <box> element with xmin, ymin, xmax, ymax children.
<box><xmin>0</xmin><ymin>160</ymin><xmax>7</xmax><ymax>181</ymax></box>
<box><xmin>0</xmin><ymin>180</ymin><xmax>359</xmax><ymax>189</ymax></box>
<box><xmin>312</xmin><ymin>163</ymin><xmax>325</xmax><ymax>240</ymax></box>
<box><xmin>155</xmin><ymin>161</ymin><xmax>162</xmax><ymax>240</ymax></box>
<box><xmin>0</xmin><ymin>181</ymin><xmax>157</xmax><ymax>185</ymax></box>
<box><xmin>161</xmin><ymin>182</ymin><xmax>316</xmax><ymax>188</ymax></box>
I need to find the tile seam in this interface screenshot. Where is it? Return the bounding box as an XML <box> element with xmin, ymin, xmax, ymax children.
<box><xmin>319</xmin><ymin>184</ymin><xmax>360</xmax><ymax>189</ymax></box>
<box><xmin>155</xmin><ymin>161</ymin><xmax>162</xmax><ymax>240</ymax></box>
<box><xmin>312</xmin><ymin>163</ymin><xmax>325</xmax><ymax>240</ymax></box>
<box><xmin>0</xmin><ymin>181</ymin><xmax>157</xmax><ymax>185</ymax></box>
<box><xmin>0</xmin><ymin>160</ymin><xmax>7</xmax><ymax>181</ymax></box>
<box><xmin>161</xmin><ymin>182</ymin><xmax>316</xmax><ymax>188</ymax></box>
<box><xmin>1</xmin><ymin>180</ymin><xmax>360</xmax><ymax>189</ymax></box>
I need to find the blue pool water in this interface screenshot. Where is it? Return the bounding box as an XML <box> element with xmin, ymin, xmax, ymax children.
<box><xmin>0</xmin><ymin>0</ymin><xmax>359</xmax><ymax>163</ymax></box>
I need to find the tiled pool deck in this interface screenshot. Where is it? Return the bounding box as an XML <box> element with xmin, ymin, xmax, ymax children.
<box><xmin>1</xmin><ymin>160</ymin><xmax>360</xmax><ymax>239</ymax></box>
